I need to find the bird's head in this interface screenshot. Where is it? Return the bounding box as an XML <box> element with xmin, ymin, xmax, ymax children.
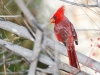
<box><xmin>51</xmin><ymin>5</ymin><xmax>65</xmax><ymax>24</ymax></box>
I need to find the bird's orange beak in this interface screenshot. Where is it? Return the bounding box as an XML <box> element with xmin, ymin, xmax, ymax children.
<box><xmin>50</xmin><ymin>17</ymin><xmax>55</xmax><ymax>23</ymax></box>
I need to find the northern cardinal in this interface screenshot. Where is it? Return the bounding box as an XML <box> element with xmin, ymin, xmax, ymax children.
<box><xmin>51</xmin><ymin>6</ymin><xmax>80</xmax><ymax>69</ymax></box>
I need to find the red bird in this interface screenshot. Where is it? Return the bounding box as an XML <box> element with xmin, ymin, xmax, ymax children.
<box><xmin>51</xmin><ymin>6</ymin><xmax>80</xmax><ymax>69</ymax></box>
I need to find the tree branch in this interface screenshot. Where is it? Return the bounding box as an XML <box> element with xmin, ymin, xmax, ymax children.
<box><xmin>15</xmin><ymin>0</ymin><xmax>43</xmax><ymax>32</ymax></box>
<box><xmin>0</xmin><ymin>58</ymin><xmax>24</xmax><ymax>66</ymax></box>
<box><xmin>28</xmin><ymin>30</ymin><xmax>43</xmax><ymax>75</ymax></box>
<box><xmin>61</xmin><ymin>0</ymin><xmax>98</xmax><ymax>8</ymax></box>
<box><xmin>0</xmin><ymin>19</ymin><xmax>100</xmax><ymax>73</ymax></box>
<box><xmin>0</xmin><ymin>39</ymin><xmax>89</xmax><ymax>75</ymax></box>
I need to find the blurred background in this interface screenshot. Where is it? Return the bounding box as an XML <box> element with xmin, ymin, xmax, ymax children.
<box><xmin>0</xmin><ymin>0</ymin><xmax>100</xmax><ymax>75</ymax></box>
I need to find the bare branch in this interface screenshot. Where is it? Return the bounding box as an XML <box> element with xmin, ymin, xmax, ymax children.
<box><xmin>0</xmin><ymin>19</ymin><xmax>100</xmax><ymax>73</ymax></box>
<box><xmin>28</xmin><ymin>30</ymin><xmax>43</xmax><ymax>75</ymax></box>
<box><xmin>0</xmin><ymin>39</ymin><xmax>89</xmax><ymax>75</ymax></box>
<box><xmin>5</xmin><ymin>0</ymin><xmax>13</xmax><ymax>7</ymax></box>
<box><xmin>0</xmin><ymin>15</ymin><xmax>21</xmax><ymax>18</ymax></box>
<box><xmin>0</xmin><ymin>58</ymin><xmax>24</xmax><ymax>66</ymax></box>
<box><xmin>14</xmin><ymin>0</ymin><xmax>44</xmax><ymax>74</ymax></box>
<box><xmin>0</xmin><ymin>39</ymin><xmax>54</xmax><ymax>65</ymax></box>
<box><xmin>76</xmin><ymin>29</ymin><xmax>100</xmax><ymax>31</ymax></box>
<box><xmin>0</xmin><ymin>18</ymin><xmax>34</xmax><ymax>41</ymax></box>
<box><xmin>26</xmin><ymin>0</ymin><xmax>33</xmax><ymax>7</ymax></box>
<box><xmin>61</xmin><ymin>0</ymin><xmax>98</xmax><ymax>8</ymax></box>
<box><xmin>0</xmin><ymin>71</ymin><xmax>27</xmax><ymax>75</ymax></box>
<box><xmin>21</xmin><ymin>13</ymin><xmax>35</xmax><ymax>39</ymax></box>
<box><xmin>58</xmin><ymin>62</ymin><xmax>90</xmax><ymax>75</ymax></box>
<box><xmin>43</xmin><ymin>37</ymin><xmax>100</xmax><ymax>73</ymax></box>
<box><xmin>36</xmin><ymin>67</ymin><xmax>53</xmax><ymax>74</ymax></box>
<box><xmin>15</xmin><ymin>0</ymin><xmax>43</xmax><ymax>32</ymax></box>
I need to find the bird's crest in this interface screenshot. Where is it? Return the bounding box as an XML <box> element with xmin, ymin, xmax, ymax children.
<box><xmin>56</xmin><ymin>5</ymin><xmax>65</xmax><ymax>14</ymax></box>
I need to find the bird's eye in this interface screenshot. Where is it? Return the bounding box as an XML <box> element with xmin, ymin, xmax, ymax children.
<box><xmin>53</xmin><ymin>16</ymin><xmax>57</xmax><ymax>20</ymax></box>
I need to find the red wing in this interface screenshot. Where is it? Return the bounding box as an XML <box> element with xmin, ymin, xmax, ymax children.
<box><xmin>55</xmin><ymin>34</ymin><xmax>62</xmax><ymax>42</ymax></box>
<box><xmin>71</xmin><ymin>25</ymin><xmax>78</xmax><ymax>45</ymax></box>
<box><xmin>72</xmin><ymin>29</ymin><xmax>78</xmax><ymax>45</ymax></box>
<box><xmin>69</xmin><ymin>21</ymin><xmax>78</xmax><ymax>45</ymax></box>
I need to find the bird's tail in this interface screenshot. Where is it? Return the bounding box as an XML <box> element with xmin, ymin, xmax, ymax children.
<box><xmin>67</xmin><ymin>45</ymin><xmax>80</xmax><ymax>69</ymax></box>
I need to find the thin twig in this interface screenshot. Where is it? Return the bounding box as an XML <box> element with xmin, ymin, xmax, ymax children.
<box><xmin>0</xmin><ymin>71</ymin><xmax>28</xmax><ymax>74</ymax></box>
<box><xmin>5</xmin><ymin>0</ymin><xmax>13</xmax><ymax>7</ymax></box>
<box><xmin>21</xmin><ymin>13</ymin><xmax>35</xmax><ymax>39</ymax></box>
<box><xmin>15</xmin><ymin>0</ymin><xmax>43</xmax><ymax>32</ymax></box>
<box><xmin>1</xmin><ymin>45</ymin><xmax>7</xmax><ymax>75</ymax></box>
<box><xmin>61</xmin><ymin>0</ymin><xmax>98</xmax><ymax>8</ymax></box>
<box><xmin>0</xmin><ymin>15</ymin><xmax>21</xmax><ymax>18</ymax></box>
<box><xmin>0</xmin><ymin>58</ymin><xmax>24</xmax><ymax>66</ymax></box>
<box><xmin>26</xmin><ymin>0</ymin><xmax>33</xmax><ymax>6</ymax></box>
